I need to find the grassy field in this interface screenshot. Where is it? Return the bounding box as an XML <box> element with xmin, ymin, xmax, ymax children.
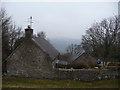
<box><xmin>2</xmin><ymin>76</ymin><xmax>120</xmax><ymax>88</ymax></box>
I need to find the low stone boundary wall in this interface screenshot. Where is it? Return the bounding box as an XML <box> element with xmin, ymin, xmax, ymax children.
<box><xmin>54</xmin><ymin>68</ymin><xmax>119</xmax><ymax>81</ymax></box>
<box><xmin>106</xmin><ymin>66</ymin><xmax>120</xmax><ymax>71</ymax></box>
<box><xmin>5</xmin><ymin>66</ymin><xmax>119</xmax><ymax>81</ymax></box>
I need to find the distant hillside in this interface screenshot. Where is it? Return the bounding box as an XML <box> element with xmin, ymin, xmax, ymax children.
<box><xmin>48</xmin><ymin>37</ymin><xmax>81</xmax><ymax>53</ymax></box>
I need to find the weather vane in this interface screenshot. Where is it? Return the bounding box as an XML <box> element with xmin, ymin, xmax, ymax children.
<box><xmin>28</xmin><ymin>16</ymin><xmax>33</xmax><ymax>28</ymax></box>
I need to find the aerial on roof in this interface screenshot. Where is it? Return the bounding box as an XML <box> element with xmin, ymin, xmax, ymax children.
<box><xmin>32</xmin><ymin>37</ymin><xmax>59</xmax><ymax>60</ymax></box>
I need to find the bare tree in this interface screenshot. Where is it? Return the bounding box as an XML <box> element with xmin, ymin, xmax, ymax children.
<box><xmin>81</xmin><ymin>15</ymin><xmax>120</xmax><ymax>66</ymax></box>
<box><xmin>66</xmin><ymin>44</ymin><xmax>82</xmax><ymax>55</ymax></box>
<box><xmin>1</xmin><ymin>8</ymin><xmax>23</xmax><ymax>73</ymax></box>
<box><xmin>37</xmin><ymin>31</ymin><xmax>46</xmax><ymax>39</ymax></box>
<box><xmin>1</xmin><ymin>8</ymin><xmax>11</xmax><ymax>60</ymax></box>
<box><xmin>9</xmin><ymin>23</ymin><xmax>24</xmax><ymax>51</ymax></box>
<box><xmin>66</xmin><ymin>44</ymin><xmax>74</xmax><ymax>55</ymax></box>
<box><xmin>1</xmin><ymin>8</ymin><xmax>24</xmax><ymax>53</ymax></box>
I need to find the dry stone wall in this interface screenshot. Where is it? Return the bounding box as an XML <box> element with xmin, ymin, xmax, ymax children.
<box><xmin>54</xmin><ymin>67</ymin><xmax>119</xmax><ymax>81</ymax></box>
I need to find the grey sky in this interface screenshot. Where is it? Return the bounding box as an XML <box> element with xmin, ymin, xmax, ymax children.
<box><xmin>2</xmin><ymin>2</ymin><xmax>118</xmax><ymax>39</ymax></box>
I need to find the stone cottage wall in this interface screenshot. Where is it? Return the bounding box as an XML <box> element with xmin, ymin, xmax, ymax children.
<box><xmin>54</xmin><ymin>67</ymin><xmax>119</xmax><ymax>81</ymax></box>
<box><xmin>70</xmin><ymin>53</ymin><xmax>97</xmax><ymax>69</ymax></box>
<box><xmin>6</xmin><ymin>39</ymin><xmax>55</xmax><ymax>79</ymax></box>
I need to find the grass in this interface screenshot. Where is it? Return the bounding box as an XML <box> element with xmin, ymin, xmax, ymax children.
<box><xmin>2</xmin><ymin>76</ymin><xmax>120</xmax><ymax>88</ymax></box>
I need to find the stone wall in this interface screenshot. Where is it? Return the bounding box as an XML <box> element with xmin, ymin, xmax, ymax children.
<box><xmin>54</xmin><ymin>67</ymin><xmax>119</xmax><ymax>81</ymax></box>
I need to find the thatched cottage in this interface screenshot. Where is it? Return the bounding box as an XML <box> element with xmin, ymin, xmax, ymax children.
<box><xmin>6</xmin><ymin>26</ymin><xmax>59</xmax><ymax>79</ymax></box>
<box><xmin>69</xmin><ymin>49</ymin><xmax>97</xmax><ymax>69</ymax></box>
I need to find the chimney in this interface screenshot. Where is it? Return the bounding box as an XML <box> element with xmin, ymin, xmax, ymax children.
<box><xmin>25</xmin><ymin>25</ymin><xmax>33</xmax><ymax>39</ymax></box>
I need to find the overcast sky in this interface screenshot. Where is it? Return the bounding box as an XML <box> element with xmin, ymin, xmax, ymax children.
<box><xmin>1</xmin><ymin>2</ymin><xmax>118</xmax><ymax>39</ymax></box>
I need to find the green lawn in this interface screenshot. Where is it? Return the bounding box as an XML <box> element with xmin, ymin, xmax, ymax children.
<box><xmin>2</xmin><ymin>76</ymin><xmax>120</xmax><ymax>88</ymax></box>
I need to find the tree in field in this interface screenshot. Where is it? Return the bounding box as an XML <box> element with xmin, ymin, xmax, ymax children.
<box><xmin>81</xmin><ymin>15</ymin><xmax>120</xmax><ymax>66</ymax></box>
